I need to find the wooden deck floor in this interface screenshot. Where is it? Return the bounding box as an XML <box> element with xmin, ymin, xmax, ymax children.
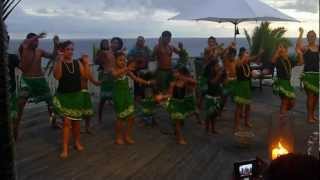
<box><xmin>15</xmin><ymin>87</ymin><xmax>318</xmax><ymax>180</ymax></box>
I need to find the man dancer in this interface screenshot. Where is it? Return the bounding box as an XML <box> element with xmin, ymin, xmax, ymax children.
<box><xmin>15</xmin><ymin>32</ymin><xmax>59</xmax><ymax>140</ymax></box>
<box><xmin>153</xmin><ymin>31</ymin><xmax>180</xmax><ymax>92</ymax></box>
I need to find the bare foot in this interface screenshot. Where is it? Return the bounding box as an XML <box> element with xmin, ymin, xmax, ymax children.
<box><xmin>307</xmin><ymin>119</ymin><xmax>317</xmax><ymax>124</ymax></box>
<box><xmin>313</xmin><ymin>116</ymin><xmax>319</xmax><ymax>121</ymax></box>
<box><xmin>74</xmin><ymin>143</ymin><xmax>84</xmax><ymax>151</ymax></box>
<box><xmin>177</xmin><ymin>138</ymin><xmax>187</xmax><ymax>145</ymax></box>
<box><xmin>114</xmin><ymin>138</ymin><xmax>124</xmax><ymax>145</ymax></box>
<box><xmin>60</xmin><ymin>151</ymin><xmax>68</xmax><ymax>159</ymax></box>
<box><xmin>245</xmin><ymin>122</ymin><xmax>253</xmax><ymax>128</ymax></box>
<box><xmin>124</xmin><ymin>137</ymin><xmax>135</xmax><ymax>144</ymax></box>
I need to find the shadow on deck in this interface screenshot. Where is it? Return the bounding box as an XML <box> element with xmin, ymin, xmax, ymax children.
<box><xmin>15</xmin><ymin>87</ymin><xmax>318</xmax><ymax>180</ymax></box>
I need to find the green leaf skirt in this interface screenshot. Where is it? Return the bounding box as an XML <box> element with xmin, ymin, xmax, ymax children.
<box><xmin>140</xmin><ymin>97</ymin><xmax>157</xmax><ymax>116</ymax></box>
<box><xmin>204</xmin><ymin>95</ymin><xmax>222</xmax><ymax>117</ymax></box>
<box><xmin>99</xmin><ymin>71</ymin><xmax>114</xmax><ymax>101</ymax></box>
<box><xmin>53</xmin><ymin>91</ymin><xmax>88</xmax><ymax>120</ymax></box>
<box><xmin>223</xmin><ymin>79</ymin><xmax>237</xmax><ymax>96</ymax></box>
<box><xmin>273</xmin><ymin>79</ymin><xmax>296</xmax><ymax>99</ymax></box>
<box><xmin>234</xmin><ymin>80</ymin><xmax>252</xmax><ymax>105</ymax></box>
<box><xmin>155</xmin><ymin>69</ymin><xmax>173</xmax><ymax>92</ymax></box>
<box><xmin>166</xmin><ymin>98</ymin><xmax>189</xmax><ymax>122</ymax></box>
<box><xmin>301</xmin><ymin>72</ymin><xmax>319</xmax><ymax>94</ymax></box>
<box><xmin>80</xmin><ymin>90</ymin><xmax>94</xmax><ymax>117</ymax></box>
<box><xmin>19</xmin><ymin>75</ymin><xmax>52</xmax><ymax>104</ymax></box>
<box><xmin>112</xmin><ymin>77</ymin><xmax>135</xmax><ymax>120</ymax></box>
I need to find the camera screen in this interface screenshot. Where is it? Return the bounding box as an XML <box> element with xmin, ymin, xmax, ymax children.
<box><xmin>239</xmin><ymin>163</ymin><xmax>253</xmax><ymax>177</ymax></box>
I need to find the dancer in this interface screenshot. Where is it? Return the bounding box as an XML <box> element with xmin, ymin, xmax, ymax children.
<box><xmin>97</xmin><ymin>37</ymin><xmax>124</xmax><ymax>123</ymax></box>
<box><xmin>296</xmin><ymin>28</ymin><xmax>319</xmax><ymax>123</ymax></box>
<box><xmin>138</xmin><ymin>72</ymin><xmax>157</xmax><ymax>127</ymax></box>
<box><xmin>79</xmin><ymin>57</ymin><xmax>101</xmax><ymax>133</ymax></box>
<box><xmin>128</xmin><ymin>36</ymin><xmax>152</xmax><ymax>101</ymax></box>
<box><xmin>165</xmin><ymin>67</ymin><xmax>196</xmax><ymax>144</ymax></box>
<box><xmin>15</xmin><ymin>33</ymin><xmax>59</xmax><ymax>140</ymax></box>
<box><xmin>53</xmin><ymin>40</ymin><xmax>87</xmax><ymax>159</ymax></box>
<box><xmin>112</xmin><ymin>52</ymin><xmax>151</xmax><ymax>145</ymax></box>
<box><xmin>204</xmin><ymin>60</ymin><xmax>225</xmax><ymax>134</ymax></box>
<box><xmin>222</xmin><ymin>43</ymin><xmax>237</xmax><ymax>107</ymax></box>
<box><xmin>153</xmin><ymin>31</ymin><xmax>180</xmax><ymax>92</ymax></box>
<box><xmin>234</xmin><ymin>47</ymin><xmax>252</xmax><ymax>132</ymax></box>
<box><xmin>271</xmin><ymin>43</ymin><xmax>296</xmax><ymax>116</ymax></box>
<box><xmin>203</xmin><ymin>36</ymin><xmax>219</xmax><ymax>65</ymax></box>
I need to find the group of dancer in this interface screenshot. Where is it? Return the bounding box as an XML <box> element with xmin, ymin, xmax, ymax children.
<box><xmin>8</xmin><ymin>28</ymin><xmax>318</xmax><ymax>159</ymax></box>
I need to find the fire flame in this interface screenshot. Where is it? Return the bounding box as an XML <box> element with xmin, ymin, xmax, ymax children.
<box><xmin>272</xmin><ymin>141</ymin><xmax>289</xmax><ymax>160</ymax></box>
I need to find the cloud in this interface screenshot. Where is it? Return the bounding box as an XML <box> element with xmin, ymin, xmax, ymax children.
<box><xmin>265</xmin><ymin>0</ymin><xmax>319</xmax><ymax>13</ymax></box>
<box><xmin>5</xmin><ymin>0</ymin><xmax>319</xmax><ymax>38</ymax></box>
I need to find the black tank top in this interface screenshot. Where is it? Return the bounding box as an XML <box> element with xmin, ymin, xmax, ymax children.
<box><xmin>57</xmin><ymin>60</ymin><xmax>81</xmax><ymax>93</ymax></box>
<box><xmin>173</xmin><ymin>86</ymin><xmax>186</xmax><ymax>99</ymax></box>
<box><xmin>303</xmin><ymin>49</ymin><xmax>319</xmax><ymax>72</ymax></box>
<box><xmin>275</xmin><ymin>58</ymin><xmax>291</xmax><ymax>80</ymax></box>
<box><xmin>236</xmin><ymin>64</ymin><xmax>251</xmax><ymax>80</ymax></box>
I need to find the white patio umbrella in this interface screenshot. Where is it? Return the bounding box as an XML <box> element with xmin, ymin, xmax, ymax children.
<box><xmin>169</xmin><ymin>0</ymin><xmax>299</xmax><ymax>40</ymax></box>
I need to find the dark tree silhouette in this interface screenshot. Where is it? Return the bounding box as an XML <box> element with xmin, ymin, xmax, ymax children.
<box><xmin>0</xmin><ymin>1</ymin><xmax>23</xmax><ymax>179</ymax></box>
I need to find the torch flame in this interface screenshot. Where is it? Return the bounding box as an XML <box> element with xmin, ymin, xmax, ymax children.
<box><xmin>272</xmin><ymin>141</ymin><xmax>289</xmax><ymax>160</ymax></box>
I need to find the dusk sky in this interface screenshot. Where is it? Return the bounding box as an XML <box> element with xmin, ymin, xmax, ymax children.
<box><xmin>6</xmin><ymin>0</ymin><xmax>319</xmax><ymax>39</ymax></box>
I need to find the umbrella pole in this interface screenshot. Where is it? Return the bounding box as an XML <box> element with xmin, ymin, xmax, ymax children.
<box><xmin>234</xmin><ymin>23</ymin><xmax>237</xmax><ymax>41</ymax></box>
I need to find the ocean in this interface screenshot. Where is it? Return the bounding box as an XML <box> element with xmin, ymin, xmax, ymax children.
<box><xmin>8</xmin><ymin>37</ymin><xmax>308</xmax><ymax>88</ymax></box>
<box><xmin>8</xmin><ymin>37</ymin><xmax>299</xmax><ymax>63</ymax></box>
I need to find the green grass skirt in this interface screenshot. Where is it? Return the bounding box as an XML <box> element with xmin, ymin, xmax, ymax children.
<box><xmin>9</xmin><ymin>92</ymin><xmax>18</xmax><ymax>120</ymax></box>
<box><xmin>156</xmin><ymin>69</ymin><xmax>173</xmax><ymax>91</ymax></box>
<box><xmin>273</xmin><ymin>79</ymin><xmax>296</xmax><ymax>99</ymax></box>
<box><xmin>53</xmin><ymin>91</ymin><xmax>86</xmax><ymax>120</ymax></box>
<box><xmin>99</xmin><ymin>72</ymin><xmax>114</xmax><ymax>101</ymax></box>
<box><xmin>112</xmin><ymin>77</ymin><xmax>135</xmax><ymax>120</ymax></box>
<box><xmin>301</xmin><ymin>72</ymin><xmax>319</xmax><ymax>94</ymax></box>
<box><xmin>80</xmin><ymin>90</ymin><xmax>94</xmax><ymax>117</ymax></box>
<box><xmin>223</xmin><ymin>79</ymin><xmax>237</xmax><ymax>96</ymax></box>
<box><xmin>166</xmin><ymin>98</ymin><xmax>188</xmax><ymax>122</ymax></box>
<box><xmin>204</xmin><ymin>95</ymin><xmax>222</xmax><ymax>117</ymax></box>
<box><xmin>184</xmin><ymin>95</ymin><xmax>197</xmax><ymax>113</ymax></box>
<box><xmin>140</xmin><ymin>97</ymin><xmax>156</xmax><ymax>116</ymax></box>
<box><xmin>19</xmin><ymin>75</ymin><xmax>52</xmax><ymax>104</ymax></box>
<box><xmin>234</xmin><ymin>80</ymin><xmax>252</xmax><ymax>105</ymax></box>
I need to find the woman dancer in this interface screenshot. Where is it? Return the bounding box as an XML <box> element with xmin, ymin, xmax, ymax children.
<box><xmin>53</xmin><ymin>40</ymin><xmax>87</xmax><ymax>158</ymax></box>
<box><xmin>296</xmin><ymin>28</ymin><xmax>319</xmax><ymax>123</ymax></box>
<box><xmin>112</xmin><ymin>52</ymin><xmax>151</xmax><ymax>145</ymax></box>
<box><xmin>271</xmin><ymin>43</ymin><xmax>296</xmax><ymax>116</ymax></box>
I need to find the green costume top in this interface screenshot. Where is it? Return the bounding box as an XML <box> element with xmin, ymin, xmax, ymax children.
<box><xmin>112</xmin><ymin>75</ymin><xmax>135</xmax><ymax>119</ymax></box>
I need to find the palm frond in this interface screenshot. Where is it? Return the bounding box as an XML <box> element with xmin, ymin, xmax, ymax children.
<box><xmin>247</xmin><ymin>21</ymin><xmax>291</xmax><ymax>65</ymax></box>
<box><xmin>2</xmin><ymin>0</ymin><xmax>23</xmax><ymax>21</ymax></box>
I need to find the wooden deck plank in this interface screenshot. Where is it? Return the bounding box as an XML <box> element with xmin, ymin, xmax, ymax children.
<box><xmin>15</xmin><ymin>87</ymin><xmax>318</xmax><ymax>180</ymax></box>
